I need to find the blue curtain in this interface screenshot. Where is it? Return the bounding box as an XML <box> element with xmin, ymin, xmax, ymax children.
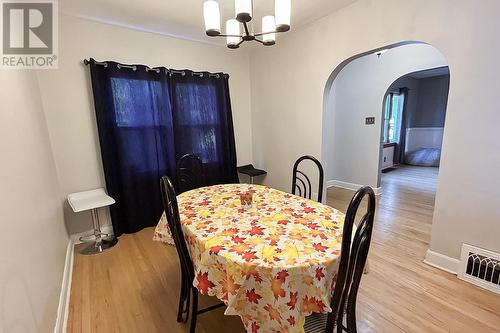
<box><xmin>89</xmin><ymin>59</ymin><xmax>238</xmax><ymax>236</ymax></box>
<box><xmin>396</xmin><ymin>87</ymin><xmax>409</xmax><ymax>164</ymax></box>
<box><xmin>169</xmin><ymin>71</ymin><xmax>238</xmax><ymax>186</ymax></box>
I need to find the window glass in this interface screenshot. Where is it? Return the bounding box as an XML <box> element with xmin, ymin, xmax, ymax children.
<box><xmin>383</xmin><ymin>92</ymin><xmax>404</xmax><ymax>143</ymax></box>
<box><xmin>111</xmin><ymin>77</ymin><xmax>165</xmax><ymax>127</ymax></box>
<box><xmin>174</xmin><ymin>82</ymin><xmax>220</xmax><ymax>163</ymax></box>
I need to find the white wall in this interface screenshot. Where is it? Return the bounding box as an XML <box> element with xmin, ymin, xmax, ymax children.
<box><xmin>325</xmin><ymin>43</ymin><xmax>447</xmax><ymax>189</ymax></box>
<box><xmin>37</xmin><ymin>15</ymin><xmax>254</xmax><ymax>234</ymax></box>
<box><xmin>250</xmin><ymin>0</ymin><xmax>500</xmax><ymax>260</ymax></box>
<box><xmin>0</xmin><ymin>71</ymin><xmax>68</xmax><ymax>332</ymax></box>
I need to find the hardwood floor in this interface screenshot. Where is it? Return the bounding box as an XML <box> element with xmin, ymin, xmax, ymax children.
<box><xmin>68</xmin><ymin>166</ymin><xmax>500</xmax><ymax>332</ymax></box>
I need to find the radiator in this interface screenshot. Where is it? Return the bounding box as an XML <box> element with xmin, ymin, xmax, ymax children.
<box><xmin>405</xmin><ymin>127</ymin><xmax>444</xmax><ymax>152</ymax></box>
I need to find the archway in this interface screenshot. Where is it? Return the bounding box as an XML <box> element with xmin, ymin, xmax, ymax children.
<box><xmin>321</xmin><ymin>42</ymin><xmax>449</xmax><ymax>195</ymax></box>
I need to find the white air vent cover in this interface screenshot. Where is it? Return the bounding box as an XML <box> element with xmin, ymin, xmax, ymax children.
<box><xmin>458</xmin><ymin>244</ymin><xmax>500</xmax><ymax>294</ymax></box>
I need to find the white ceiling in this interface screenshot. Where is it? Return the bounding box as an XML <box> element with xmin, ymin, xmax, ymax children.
<box><xmin>61</xmin><ymin>0</ymin><xmax>358</xmax><ymax>46</ymax></box>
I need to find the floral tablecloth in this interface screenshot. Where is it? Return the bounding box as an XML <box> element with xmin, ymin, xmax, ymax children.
<box><xmin>153</xmin><ymin>184</ymin><xmax>346</xmax><ymax>333</ymax></box>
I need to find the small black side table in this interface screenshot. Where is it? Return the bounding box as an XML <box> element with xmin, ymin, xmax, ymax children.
<box><xmin>237</xmin><ymin>164</ymin><xmax>267</xmax><ymax>184</ymax></box>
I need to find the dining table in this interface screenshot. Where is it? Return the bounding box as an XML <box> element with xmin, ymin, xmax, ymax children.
<box><xmin>153</xmin><ymin>183</ymin><xmax>348</xmax><ymax>333</ymax></box>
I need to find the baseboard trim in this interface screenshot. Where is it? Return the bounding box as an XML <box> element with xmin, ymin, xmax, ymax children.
<box><xmin>326</xmin><ymin>180</ymin><xmax>382</xmax><ymax>195</ymax></box>
<box><xmin>424</xmin><ymin>249</ymin><xmax>459</xmax><ymax>275</ymax></box>
<box><xmin>54</xmin><ymin>239</ymin><xmax>75</xmax><ymax>333</ymax></box>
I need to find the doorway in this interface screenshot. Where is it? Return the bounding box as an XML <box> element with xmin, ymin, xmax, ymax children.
<box><xmin>321</xmin><ymin>41</ymin><xmax>450</xmax><ymax>252</ymax></box>
<box><xmin>321</xmin><ymin>42</ymin><xmax>449</xmax><ymax>193</ymax></box>
<box><xmin>381</xmin><ymin>67</ymin><xmax>449</xmax><ymax>177</ymax></box>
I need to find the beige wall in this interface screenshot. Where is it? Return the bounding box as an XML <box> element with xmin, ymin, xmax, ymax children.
<box><xmin>37</xmin><ymin>15</ymin><xmax>254</xmax><ymax>234</ymax></box>
<box><xmin>249</xmin><ymin>0</ymin><xmax>500</xmax><ymax>260</ymax></box>
<box><xmin>0</xmin><ymin>71</ymin><xmax>68</xmax><ymax>332</ymax></box>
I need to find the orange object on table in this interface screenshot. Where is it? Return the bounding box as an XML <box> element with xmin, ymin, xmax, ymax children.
<box><xmin>239</xmin><ymin>191</ymin><xmax>253</xmax><ymax>209</ymax></box>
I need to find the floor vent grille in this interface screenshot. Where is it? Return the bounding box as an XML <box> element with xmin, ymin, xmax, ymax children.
<box><xmin>458</xmin><ymin>244</ymin><xmax>500</xmax><ymax>294</ymax></box>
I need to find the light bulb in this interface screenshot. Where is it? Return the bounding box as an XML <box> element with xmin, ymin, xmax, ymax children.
<box><xmin>275</xmin><ymin>0</ymin><xmax>290</xmax><ymax>32</ymax></box>
<box><xmin>204</xmin><ymin>0</ymin><xmax>221</xmax><ymax>36</ymax></box>
<box><xmin>226</xmin><ymin>19</ymin><xmax>241</xmax><ymax>49</ymax></box>
<box><xmin>262</xmin><ymin>16</ymin><xmax>276</xmax><ymax>46</ymax></box>
<box><xmin>235</xmin><ymin>0</ymin><xmax>252</xmax><ymax>23</ymax></box>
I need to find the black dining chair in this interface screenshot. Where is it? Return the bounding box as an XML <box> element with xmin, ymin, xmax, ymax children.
<box><xmin>160</xmin><ymin>176</ymin><xmax>225</xmax><ymax>333</ymax></box>
<box><xmin>292</xmin><ymin>155</ymin><xmax>325</xmax><ymax>202</ymax></box>
<box><xmin>177</xmin><ymin>153</ymin><xmax>205</xmax><ymax>194</ymax></box>
<box><xmin>303</xmin><ymin>186</ymin><xmax>376</xmax><ymax>333</ymax></box>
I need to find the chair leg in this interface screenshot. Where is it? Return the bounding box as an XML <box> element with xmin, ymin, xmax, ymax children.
<box><xmin>189</xmin><ymin>289</ymin><xmax>198</xmax><ymax>333</ymax></box>
<box><xmin>177</xmin><ymin>270</ymin><xmax>187</xmax><ymax>322</ymax></box>
<box><xmin>183</xmin><ymin>274</ymin><xmax>191</xmax><ymax>322</ymax></box>
<box><xmin>345</xmin><ymin>301</ymin><xmax>357</xmax><ymax>333</ymax></box>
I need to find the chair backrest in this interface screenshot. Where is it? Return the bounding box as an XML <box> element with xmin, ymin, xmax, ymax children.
<box><xmin>326</xmin><ymin>186</ymin><xmax>376</xmax><ymax>333</ymax></box>
<box><xmin>177</xmin><ymin>153</ymin><xmax>205</xmax><ymax>194</ymax></box>
<box><xmin>160</xmin><ymin>176</ymin><xmax>195</xmax><ymax>282</ymax></box>
<box><xmin>291</xmin><ymin>155</ymin><xmax>324</xmax><ymax>202</ymax></box>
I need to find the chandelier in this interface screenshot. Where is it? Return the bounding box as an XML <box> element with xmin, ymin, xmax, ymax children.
<box><xmin>203</xmin><ymin>0</ymin><xmax>291</xmax><ymax>49</ymax></box>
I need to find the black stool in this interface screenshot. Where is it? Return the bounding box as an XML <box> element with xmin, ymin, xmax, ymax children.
<box><xmin>237</xmin><ymin>164</ymin><xmax>267</xmax><ymax>184</ymax></box>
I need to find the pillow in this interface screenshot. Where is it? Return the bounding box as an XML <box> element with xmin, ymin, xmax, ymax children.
<box><xmin>405</xmin><ymin>148</ymin><xmax>441</xmax><ymax>167</ymax></box>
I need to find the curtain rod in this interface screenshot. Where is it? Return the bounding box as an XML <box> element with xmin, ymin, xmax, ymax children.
<box><xmin>82</xmin><ymin>59</ymin><xmax>229</xmax><ymax>78</ymax></box>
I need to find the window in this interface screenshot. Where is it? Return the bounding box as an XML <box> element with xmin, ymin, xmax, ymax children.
<box><xmin>109</xmin><ymin>77</ymin><xmax>173</xmax><ymax>173</ymax></box>
<box><xmin>111</xmin><ymin>77</ymin><xmax>165</xmax><ymax>127</ymax></box>
<box><xmin>108</xmin><ymin>75</ymin><xmax>231</xmax><ymax>169</ymax></box>
<box><xmin>383</xmin><ymin>92</ymin><xmax>404</xmax><ymax>143</ymax></box>
<box><xmin>90</xmin><ymin>62</ymin><xmax>238</xmax><ymax>235</ymax></box>
<box><xmin>173</xmin><ymin>82</ymin><xmax>221</xmax><ymax>163</ymax></box>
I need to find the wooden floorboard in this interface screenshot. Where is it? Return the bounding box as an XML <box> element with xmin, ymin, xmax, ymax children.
<box><xmin>67</xmin><ymin>166</ymin><xmax>500</xmax><ymax>332</ymax></box>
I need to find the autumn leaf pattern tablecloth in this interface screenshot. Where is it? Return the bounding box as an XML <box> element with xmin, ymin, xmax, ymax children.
<box><xmin>153</xmin><ymin>184</ymin><xmax>346</xmax><ymax>333</ymax></box>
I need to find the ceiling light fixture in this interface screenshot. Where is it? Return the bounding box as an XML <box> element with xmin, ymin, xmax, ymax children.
<box><xmin>203</xmin><ymin>0</ymin><xmax>291</xmax><ymax>49</ymax></box>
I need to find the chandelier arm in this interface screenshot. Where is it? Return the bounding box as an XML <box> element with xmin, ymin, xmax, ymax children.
<box><xmin>217</xmin><ymin>34</ymin><xmax>244</xmax><ymax>38</ymax></box>
<box><xmin>242</xmin><ymin>21</ymin><xmax>251</xmax><ymax>37</ymax></box>
<box><xmin>254</xmin><ymin>30</ymin><xmax>284</xmax><ymax>37</ymax></box>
